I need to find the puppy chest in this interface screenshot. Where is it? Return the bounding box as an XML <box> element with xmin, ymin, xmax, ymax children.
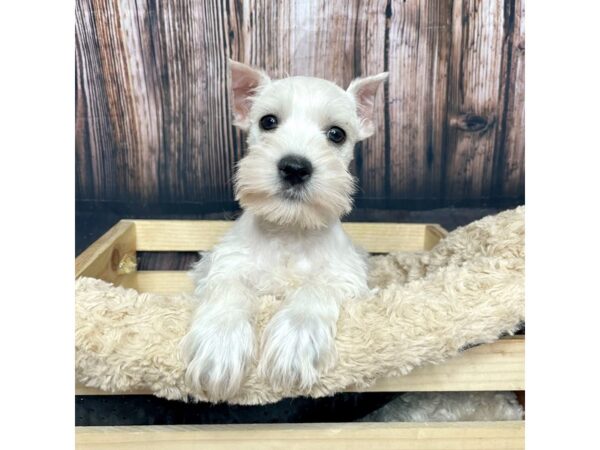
<box><xmin>250</xmin><ymin>252</ymin><xmax>325</xmax><ymax>293</ymax></box>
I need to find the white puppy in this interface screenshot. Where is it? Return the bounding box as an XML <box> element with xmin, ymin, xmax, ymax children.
<box><xmin>181</xmin><ymin>60</ymin><xmax>387</xmax><ymax>401</ymax></box>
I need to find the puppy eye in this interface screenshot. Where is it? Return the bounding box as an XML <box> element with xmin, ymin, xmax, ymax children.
<box><xmin>326</xmin><ymin>126</ymin><xmax>346</xmax><ymax>144</ymax></box>
<box><xmin>259</xmin><ymin>114</ymin><xmax>278</xmax><ymax>131</ymax></box>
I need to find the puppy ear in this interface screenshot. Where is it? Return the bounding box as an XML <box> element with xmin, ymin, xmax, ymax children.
<box><xmin>229</xmin><ymin>59</ymin><xmax>270</xmax><ymax>130</ymax></box>
<box><xmin>347</xmin><ymin>72</ymin><xmax>388</xmax><ymax>139</ymax></box>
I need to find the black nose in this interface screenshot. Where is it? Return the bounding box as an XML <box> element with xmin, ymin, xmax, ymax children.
<box><xmin>278</xmin><ymin>155</ymin><xmax>313</xmax><ymax>186</ymax></box>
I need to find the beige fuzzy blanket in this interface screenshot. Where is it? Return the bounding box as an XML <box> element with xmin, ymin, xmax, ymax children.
<box><xmin>76</xmin><ymin>207</ymin><xmax>524</xmax><ymax>405</ymax></box>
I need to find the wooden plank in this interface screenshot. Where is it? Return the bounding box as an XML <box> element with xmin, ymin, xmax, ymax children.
<box><xmin>387</xmin><ymin>0</ymin><xmax>452</xmax><ymax>201</ymax></box>
<box><xmin>76</xmin><ymin>336</ymin><xmax>523</xmax><ymax>395</ymax></box>
<box><xmin>75</xmin><ymin>421</ymin><xmax>524</xmax><ymax>450</ymax></box>
<box><xmin>424</xmin><ymin>224</ymin><xmax>447</xmax><ymax>250</ymax></box>
<box><xmin>132</xmin><ymin>220</ymin><xmax>232</xmax><ymax>251</ymax></box>
<box><xmin>75</xmin><ymin>221</ymin><xmax>136</xmax><ymax>281</ymax></box>
<box><xmin>229</xmin><ymin>0</ymin><xmax>361</xmax><ymax>84</ymax></box>
<box><xmin>76</xmin><ymin>0</ymin><xmax>158</xmax><ymax>202</ymax></box>
<box><xmin>147</xmin><ymin>0</ymin><xmax>235</xmax><ymax>203</ymax></box>
<box><xmin>75</xmin><ymin>0</ymin><xmax>235</xmax><ymax>204</ymax></box>
<box><xmin>343</xmin><ymin>222</ymin><xmax>442</xmax><ymax>252</ymax></box>
<box><xmin>444</xmin><ymin>0</ymin><xmax>510</xmax><ymax>201</ymax></box>
<box><xmin>492</xmin><ymin>0</ymin><xmax>525</xmax><ymax>199</ymax></box>
<box><xmin>118</xmin><ymin>271</ymin><xmax>193</xmax><ymax>293</ymax></box>
<box><xmin>132</xmin><ymin>220</ymin><xmax>446</xmax><ymax>252</ymax></box>
<box><xmin>351</xmin><ymin>0</ymin><xmax>388</xmax><ymax>199</ymax></box>
<box><xmin>76</xmin><ymin>385</ymin><xmax>152</xmax><ymax>396</ymax></box>
<box><xmin>76</xmin><ymin>0</ymin><xmax>122</xmax><ymax>201</ymax></box>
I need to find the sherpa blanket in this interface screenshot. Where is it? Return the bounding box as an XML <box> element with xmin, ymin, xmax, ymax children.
<box><xmin>75</xmin><ymin>206</ymin><xmax>524</xmax><ymax>405</ymax></box>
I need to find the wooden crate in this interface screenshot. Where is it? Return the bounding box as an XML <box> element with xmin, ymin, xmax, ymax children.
<box><xmin>75</xmin><ymin>220</ymin><xmax>525</xmax><ymax>449</ymax></box>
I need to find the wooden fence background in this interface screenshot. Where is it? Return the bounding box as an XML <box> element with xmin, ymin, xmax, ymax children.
<box><xmin>76</xmin><ymin>0</ymin><xmax>524</xmax><ymax>213</ymax></box>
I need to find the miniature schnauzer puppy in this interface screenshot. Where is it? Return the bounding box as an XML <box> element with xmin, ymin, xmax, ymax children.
<box><xmin>182</xmin><ymin>59</ymin><xmax>387</xmax><ymax>401</ymax></box>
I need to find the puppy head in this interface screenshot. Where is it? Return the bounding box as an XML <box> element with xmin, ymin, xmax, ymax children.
<box><xmin>230</xmin><ymin>60</ymin><xmax>387</xmax><ymax>229</ymax></box>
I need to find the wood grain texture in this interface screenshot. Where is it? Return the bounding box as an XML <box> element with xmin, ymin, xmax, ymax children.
<box><xmin>75</xmin><ymin>220</ymin><xmax>136</xmax><ymax>281</ymax></box>
<box><xmin>352</xmin><ymin>0</ymin><xmax>388</xmax><ymax>198</ymax></box>
<box><xmin>76</xmin><ymin>0</ymin><xmax>524</xmax><ymax>209</ymax></box>
<box><xmin>492</xmin><ymin>0</ymin><xmax>525</xmax><ymax>199</ymax></box>
<box><xmin>387</xmin><ymin>0</ymin><xmax>452</xmax><ymax>201</ymax></box>
<box><xmin>75</xmin><ymin>421</ymin><xmax>524</xmax><ymax>450</ymax></box>
<box><xmin>130</xmin><ymin>219</ymin><xmax>446</xmax><ymax>252</ymax></box>
<box><xmin>444</xmin><ymin>0</ymin><xmax>503</xmax><ymax>200</ymax></box>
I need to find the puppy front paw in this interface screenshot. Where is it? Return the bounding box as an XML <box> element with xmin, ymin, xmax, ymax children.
<box><xmin>181</xmin><ymin>313</ymin><xmax>254</xmax><ymax>401</ymax></box>
<box><xmin>259</xmin><ymin>310</ymin><xmax>336</xmax><ymax>391</ymax></box>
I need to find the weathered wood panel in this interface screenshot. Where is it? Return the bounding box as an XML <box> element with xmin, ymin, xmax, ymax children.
<box><xmin>75</xmin><ymin>422</ymin><xmax>525</xmax><ymax>450</ymax></box>
<box><xmin>76</xmin><ymin>0</ymin><xmax>236</xmax><ymax>204</ymax></box>
<box><xmin>492</xmin><ymin>0</ymin><xmax>525</xmax><ymax>199</ymax></box>
<box><xmin>352</xmin><ymin>0</ymin><xmax>388</xmax><ymax>199</ymax></box>
<box><xmin>387</xmin><ymin>0</ymin><xmax>452</xmax><ymax>201</ymax></box>
<box><xmin>444</xmin><ymin>0</ymin><xmax>506</xmax><ymax>201</ymax></box>
<box><xmin>75</xmin><ymin>0</ymin><xmax>525</xmax><ymax>210</ymax></box>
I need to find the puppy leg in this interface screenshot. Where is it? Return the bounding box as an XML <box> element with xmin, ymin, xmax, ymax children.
<box><xmin>181</xmin><ymin>280</ymin><xmax>255</xmax><ymax>401</ymax></box>
<box><xmin>259</xmin><ymin>285</ymin><xmax>340</xmax><ymax>390</ymax></box>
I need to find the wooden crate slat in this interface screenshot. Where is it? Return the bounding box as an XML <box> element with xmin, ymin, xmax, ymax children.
<box><xmin>75</xmin><ymin>421</ymin><xmax>524</xmax><ymax>450</ymax></box>
<box><xmin>424</xmin><ymin>225</ymin><xmax>448</xmax><ymax>251</ymax></box>
<box><xmin>342</xmin><ymin>223</ymin><xmax>445</xmax><ymax>253</ymax></box>
<box><xmin>131</xmin><ymin>220</ymin><xmax>447</xmax><ymax>252</ymax></box>
<box><xmin>132</xmin><ymin>220</ymin><xmax>233</xmax><ymax>252</ymax></box>
<box><xmin>118</xmin><ymin>271</ymin><xmax>193</xmax><ymax>293</ymax></box>
<box><xmin>75</xmin><ymin>221</ymin><xmax>136</xmax><ymax>281</ymax></box>
<box><xmin>76</xmin><ymin>336</ymin><xmax>523</xmax><ymax>395</ymax></box>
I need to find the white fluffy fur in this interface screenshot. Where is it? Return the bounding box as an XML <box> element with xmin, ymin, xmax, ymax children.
<box><xmin>181</xmin><ymin>61</ymin><xmax>387</xmax><ymax>401</ymax></box>
<box><xmin>361</xmin><ymin>392</ymin><xmax>524</xmax><ymax>422</ymax></box>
